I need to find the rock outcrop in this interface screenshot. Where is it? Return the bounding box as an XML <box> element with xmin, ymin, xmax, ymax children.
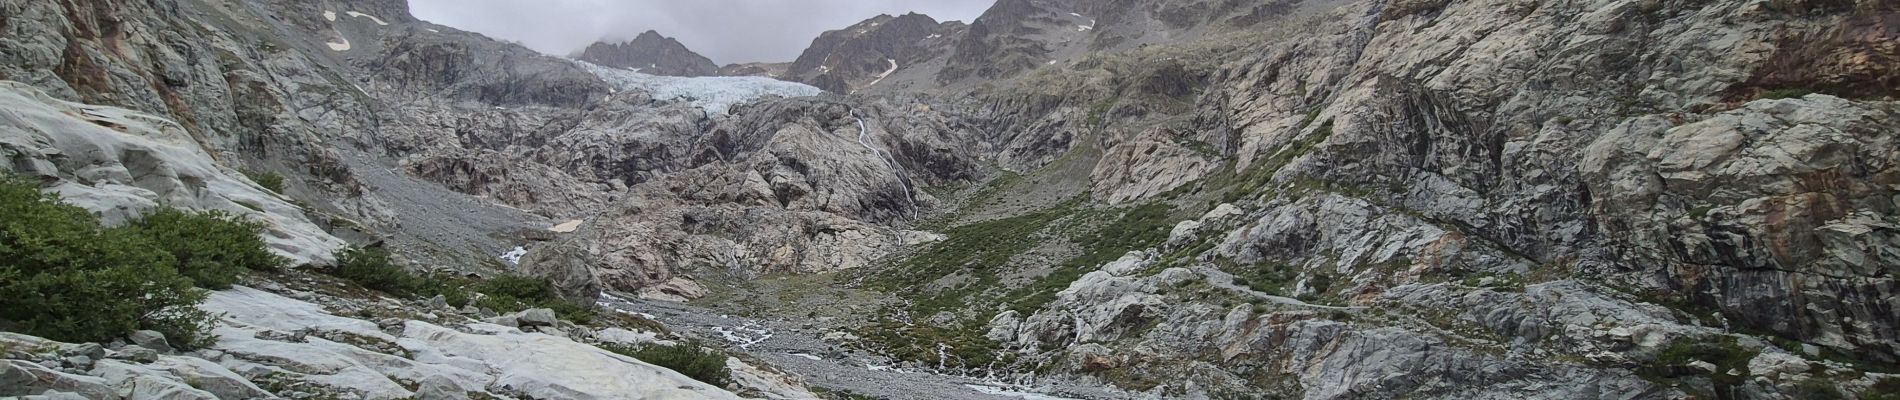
<box><xmin>0</xmin><ymin>82</ymin><xmax>348</xmax><ymax>265</ymax></box>
<box><xmin>0</xmin><ymin>284</ymin><xmax>746</xmax><ymax>400</ymax></box>
<box><xmin>523</xmin><ymin>96</ymin><xmax>985</xmax><ymax>299</ymax></box>
<box><xmin>577</xmin><ymin>31</ymin><xmax>721</xmax><ymax>77</ymax></box>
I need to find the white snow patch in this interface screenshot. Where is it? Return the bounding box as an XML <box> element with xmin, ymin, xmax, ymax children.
<box><xmin>789</xmin><ymin>353</ymin><xmax>822</xmax><ymax>361</ymax></box>
<box><xmin>1048</xmin><ymin>60</ymin><xmax>1059</xmax><ymax>65</ymax></box>
<box><xmin>577</xmin><ymin>60</ymin><xmax>822</xmax><ymax>114</ymax></box>
<box><xmin>1078</xmin><ymin>25</ymin><xmax>1093</xmax><ymax>31</ymax></box>
<box><xmin>498</xmin><ymin>246</ymin><xmax>527</xmax><ymax>264</ymax></box>
<box><xmin>862</xmin><ymin>59</ymin><xmax>899</xmax><ymax>89</ymax></box>
<box><xmin>325</xmin><ymin>38</ymin><xmax>351</xmax><ymax>52</ymax></box>
<box><xmin>345</xmin><ymin>11</ymin><xmax>390</xmax><ymax>26</ymax></box>
<box><xmin>322</xmin><ymin>11</ymin><xmax>337</xmax><ymax>21</ymax></box>
<box><xmin>425</xmin><ymin>28</ymin><xmax>440</xmax><ymax>33</ymax></box>
<box><xmin>1069</xmin><ymin>12</ymin><xmax>1083</xmax><ymax>17</ymax></box>
<box><xmin>926</xmin><ymin>34</ymin><xmax>943</xmax><ymax>39</ymax></box>
<box><xmin>549</xmin><ymin>219</ymin><xmax>584</xmax><ymax>233</ymax></box>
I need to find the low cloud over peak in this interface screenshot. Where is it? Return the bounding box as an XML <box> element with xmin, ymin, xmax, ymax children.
<box><xmin>408</xmin><ymin>0</ymin><xmax>993</xmax><ymax>64</ymax></box>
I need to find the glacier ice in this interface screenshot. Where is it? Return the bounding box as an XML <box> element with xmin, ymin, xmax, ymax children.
<box><xmin>575</xmin><ymin>60</ymin><xmax>822</xmax><ymax>114</ymax></box>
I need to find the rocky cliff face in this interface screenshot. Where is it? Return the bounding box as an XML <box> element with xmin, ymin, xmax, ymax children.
<box><xmin>815</xmin><ymin>0</ymin><xmax>1900</xmax><ymax>398</ymax></box>
<box><xmin>576</xmin><ymin>31</ymin><xmax>721</xmax><ymax>77</ymax></box>
<box><xmin>896</xmin><ymin>0</ymin><xmax>1892</xmax><ymax>396</ymax></box>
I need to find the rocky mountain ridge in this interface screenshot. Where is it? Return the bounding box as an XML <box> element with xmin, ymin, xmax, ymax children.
<box><xmin>576</xmin><ymin>30</ymin><xmax>722</xmax><ymax>77</ymax></box>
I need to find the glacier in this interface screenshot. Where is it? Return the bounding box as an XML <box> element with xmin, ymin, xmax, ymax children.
<box><xmin>575</xmin><ymin>60</ymin><xmax>822</xmax><ymax>114</ymax></box>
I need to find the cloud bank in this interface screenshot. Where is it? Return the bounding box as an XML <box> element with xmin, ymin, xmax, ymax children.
<box><xmin>408</xmin><ymin>0</ymin><xmax>994</xmax><ymax>64</ymax></box>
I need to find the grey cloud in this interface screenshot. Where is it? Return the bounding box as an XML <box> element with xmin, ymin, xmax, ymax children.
<box><xmin>408</xmin><ymin>0</ymin><xmax>994</xmax><ymax>64</ymax></box>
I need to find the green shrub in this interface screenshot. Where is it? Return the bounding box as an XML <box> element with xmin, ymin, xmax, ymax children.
<box><xmin>603</xmin><ymin>343</ymin><xmax>731</xmax><ymax>386</ymax></box>
<box><xmin>1007</xmin><ymin>203</ymin><xmax>1175</xmax><ymax>313</ymax></box>
<box><xmin>857</xmin><ymin>319</ymin><xmax>1006</xmax><ymax>369</ymax></box>
<box><xmin>1758</xmin><ymin>88</ymin><xmax>1812</xmax><ymax>100</ymax></box>
<box><xmin>1867</xmin><ymin>377</ymin><xmax>1900</xmax><ymax>400</ymax></box>
<box><xmin>330</xmin><ymin>247</ymin><xmax>427</xmax><ymax>295</ymax></box>
<box><xmin>0</xmin><ymin>178</ymin><xmax>216</xmax><ymax>346</ymax></box>
<box><xmin>1790</xmin><ymin>380</ymin><xmax>1847</xmax><ymax>400</ymax></box>
<box><xmin>472</xmin><ymin>275</ymin><xmax>595</xmax><ymax>324</ymax></box>
<box><xmin>122</xmin><ymin>208</ymin><xmax>285</xmax><ymax>289</ymax></box>
<box><xmin>243</xmin><ymin>169</ymin><xmax>286</xmax><ymax>194</ymax></box>
<box><xmin>1640</xmin><ymin>336</ymin><xmax>1759</xmax><ymax>391</ymax></box>
<box><xmin>325</xmin><ymin>248</ymin><xmax>589</xmax><ymax>321</ymax></box>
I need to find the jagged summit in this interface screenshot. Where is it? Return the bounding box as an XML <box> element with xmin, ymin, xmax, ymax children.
<box><xmin>576</xmin><ymin>30</ymin><xmax>720</xmax><ymax>77</ymax></box>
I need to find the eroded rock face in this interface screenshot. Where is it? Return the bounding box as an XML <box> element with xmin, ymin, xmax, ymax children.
<box><xmin>917</xmin><ymin>0</ymin><xmax>1900</xmax><ymax>396</ymax></box>
<box><xmin>1582</xmin><ymin>95</ymin><xmax>1900</xmax><ymax>360</ymax></box>
<box><xmin>523</xmin><ymin>97</ymin><xmax>985</xmax><ymax>299</ymax></box>
<box><xmin>0</xmin><ymin>82</ymin><xmax>348</xmax><ymax>265</ymax></box>
<box><xmin>577</xmin><ymin>31</ymin><xmax>721</xmax><ymax>77</ymax></box>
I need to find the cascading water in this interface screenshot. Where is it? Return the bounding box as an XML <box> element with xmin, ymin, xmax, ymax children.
<box><xmin>852</xmin><ymin>110</ymin><xmax>920</xmax><ymax>221</ymax></box>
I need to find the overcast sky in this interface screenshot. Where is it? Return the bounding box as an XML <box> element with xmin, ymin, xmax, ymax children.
<box><xmin>408</xmin><ymin>0</ymin><xmax>994</xmax><ymax>65</ymax></box>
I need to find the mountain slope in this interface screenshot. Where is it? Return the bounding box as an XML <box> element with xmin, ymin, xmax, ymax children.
<box><xmin>782</xmin><ymin>13</ymin><xmax>965</xmax><ymax>93</ymax></box>
<box><xmin>717</xmin><ymin>0</ymin><xmax>1900</xmax><ymax>397</ymax></box>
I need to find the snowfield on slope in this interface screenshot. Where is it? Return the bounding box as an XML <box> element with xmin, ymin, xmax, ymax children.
<box><xmin>576</xmin><ymin>60</ymin><xmax>822</xmax><ymax>114</ymax></box>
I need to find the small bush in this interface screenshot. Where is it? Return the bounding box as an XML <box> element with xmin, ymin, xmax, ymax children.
<box><xmin>1790</xmin><ymin>380</ymin><xmax>1847</xmax><ymax>400</ymax></box>
<box><xmin>0</xmin><ymin>178</ymin><xmax>216</xmax><ymax>346</ymax></box>
<box><xmin>325</xmin><ymin>248</ymin><xmax>589</xmax><ymax>321</ymax></box>
<box><xmin>1641</xmin><ymin>336</ymin><xmax>1759</xmax><ymax>390</ymax></box>
<box><xmin>603</xmin><ymin>343</ymin><xmax>731</xmax><ymax>387</ymax></box>
<box><xmin>331</xmin><ymin>247</ymin><xmax>427</xmax><ymax>295</ymax></box>
<box><xmin>243</xmin><ymin>170</ymin><xmax>286</xmax><ymax>194</ymax></box>
<box><xmin>472</xmin><ymin>275</ymin><xmax>595</xmax><ymax>324</ymax></box>
<box><xmin>122</xmin><ymin>208</ymin><xmax>285</xmax><ymax>289</ymax></box>
<box><xmin>1758</xmin><ymin>88</ymin><xmax>1813</xmax><ymax>100</ymax></box>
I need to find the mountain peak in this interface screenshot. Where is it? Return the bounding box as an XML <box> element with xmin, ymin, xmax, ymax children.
<box><xmin>577</xmin><ymin>30</ymin><xmax>719</xmax><ymax>77</ymax></box>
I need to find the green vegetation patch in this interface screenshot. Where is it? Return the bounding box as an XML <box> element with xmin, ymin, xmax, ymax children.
<box><xmin>1638</xmin><ymin>336</ymin><xmax>1760</xmax><ymax>394</ymax></box>
<box><xmin>857</xmin><ymin>319</ymin><xmax>1009</xmax><ymax>370</ymax></box>
<box><xmin>1757</xmin><ymin>88</ymin><xmax>1813</xmax><ymax>100</ymax></box>
<box><xmin>872</xmin><ymin>200</ymin><xmax>1076</xmax><ymax>316</ymax></box>
<box><xmin>602</xmin><ymin>342</ymin><xmax>732</xmax><ymax>387</ymax></box>
<box><xmin>1226</xmin><ymin>261</ymin><xmax>1301</xmax><ymax>296</ymax></box>
<box><xmin>243</xmin><ymin>169</ymin><xmax>287</xmax><ymax>194</ymax></box>
<box><xmin>0</xmin><ymin>177</ymin><xmax>271</xmax><ymax>348</ymax></box>
<box><xmin>1196</xmin><ymin>117</ymin><xmax>1335</xmax><ymax>204</ymax></box>
<box><xmin>325</xmin><ymin>247</ymin><xmax>595</xmax><ymax>323</ymax></box>
<box><xmin>121</xmin><ymin>207</ymin><xmax>285</xmax><ymax>289</ymax></box>
<box><xmin>1006</xmin><ymin>202</ymin><xmax>1175</xmax><ymax>314</ymax></box>
<box><xmin>1866</xmin><ymin>377</ymin><xmax>1900</xmax><ymax>400</ymax></box>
